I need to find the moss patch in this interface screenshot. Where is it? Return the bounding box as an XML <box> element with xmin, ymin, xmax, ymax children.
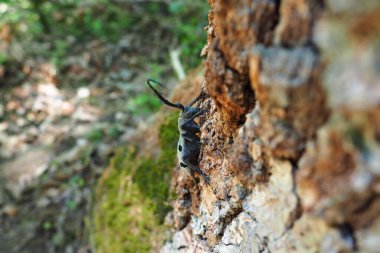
<box><xmin>93</xmin><ymin>112</ymin><xmax>178</xmax><ymax>253</ymax></box>
<box><xmin>134</xmin><ymin>112</ymin><xmax>178</xmax><ymax>222</ymax></box>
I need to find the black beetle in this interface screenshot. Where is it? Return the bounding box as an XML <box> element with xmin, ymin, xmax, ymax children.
<box><xmin>147</xmin><ymin>79</ymin><xmax>210</xmax><ymax>184</ymax></box>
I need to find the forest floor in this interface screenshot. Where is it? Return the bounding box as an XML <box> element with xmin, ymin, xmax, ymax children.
<box><xmin>0</xmin><ymin>1</ymin><xmax>208</xmax><ymax>252</ymax></box>
<box><xmin>0</xmin><ymin>38</ymin><xmax>156</xmax><ymax>253</ymax></box>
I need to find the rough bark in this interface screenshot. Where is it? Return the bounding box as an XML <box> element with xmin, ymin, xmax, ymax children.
<box><xmin>162</xmin><ymin>0</ymin><xmax>380</xmax><ymax>252</ymax></box>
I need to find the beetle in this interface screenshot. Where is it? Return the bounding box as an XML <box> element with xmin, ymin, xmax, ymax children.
<box><xmin>147</xmin><ymin>79</ymin><xmax>210</xmax><ymax>184</ymax></box>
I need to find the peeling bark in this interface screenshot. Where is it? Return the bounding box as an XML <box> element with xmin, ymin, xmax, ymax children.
<box><xmin>162</xmin><ymin>1</ymin><xmax>380</xmax><ymax>252</ymax></box>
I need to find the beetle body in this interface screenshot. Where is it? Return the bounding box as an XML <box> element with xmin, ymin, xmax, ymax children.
<box><xmin>147</xmin><ymin>79</ymin><xmax>210</xmax><ymax>184</ymax></box>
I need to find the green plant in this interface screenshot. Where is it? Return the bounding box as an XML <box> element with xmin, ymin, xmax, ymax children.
<box><xmin>126</xmin><ymin>93</ymin><xmax>161</xmax><ymax>115</ymax></box>
<box><xmin>86</xmin><ymin>127</ymin><xmax>104</xmax><ymax>143</ymax></box>
<box><xmin>42</xmin><ymin>220</ymin><xmax>53</xmax><ymax>230</ymax></box>
<box><xmin>106</xmin><ymin>124</ymin><xmax>123</xmax><ymax>140</ymax></box>
<box><xmin>0</xmin><ymin>53</ymin><xmax>8</xmax><ymax>65</ymax></box>
<box><xmin>68</xmin><ymin>175</ymin><xmax>85</xmax><ymax>188</ymax></box>
<box><xmin>147</xmin><ymin>63</ymin><xmax>167</xmax><ymax>81</ymax></box>
<box><xmin>167</xmin><ymin>0</ymin><xmax>209</xmax><ymax>70</ymax></box>
<box><xmin>1</xmin><ymin>0</ymin><xmax>208</xmax><ymax>78</ymax></box>
<box><xmin>66</xmin><ymin>199</ymin><xmax>77</xmax><ymax>210</ymax></box>
<box><xmin>51</xmin><ymin>39</ymin><xmax>70</xmax><ymax>68</ymax></box>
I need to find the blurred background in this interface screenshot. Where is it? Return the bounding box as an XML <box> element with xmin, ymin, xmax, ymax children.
<box><xmin>0</xmin><ymin>0</ymin><xmax>208</xmax><ymax>252</ymax></box>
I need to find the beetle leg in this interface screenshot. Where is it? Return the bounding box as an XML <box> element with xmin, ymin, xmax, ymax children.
<box><xmin>187</xmin><ymin>91</ymin><xmax>205</xmax><ymax>107</ymax></box>
<box><xmin>182</xmin><ymin>161</ymin><xmax>210</xmax><ymax>185</ymax></box>
<box><xmin>182</xmin><ymin>136</ymin><xmax>202</xmax><ymax>144</ymax></box>
<box><xmin>181</xmin><ymin>110</ymin><xmax>205</xmax><ymax>127</ymax></box>
<box><xmin>181</xmin><ymin>123</ymin><xmax>200</xmax><ymax>133</ymax></box>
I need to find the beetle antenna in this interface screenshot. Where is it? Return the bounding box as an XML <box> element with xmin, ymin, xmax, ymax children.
<box><xmin>147</xmin><ymin>79</ymin><xmax>184</xmax><ymax>111</ymax></box>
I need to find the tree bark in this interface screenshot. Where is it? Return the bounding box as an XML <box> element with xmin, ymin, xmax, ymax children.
<box><xmin>162</xmin><ymin>0</ymin><xmax>380</xmax><ymax>252</ymax></box>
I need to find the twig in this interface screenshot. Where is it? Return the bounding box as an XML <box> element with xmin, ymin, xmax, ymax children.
<box><xmin>170</xmin><ymin>48</ymin><xmax>186</xmax><ymax>80</ymax></box>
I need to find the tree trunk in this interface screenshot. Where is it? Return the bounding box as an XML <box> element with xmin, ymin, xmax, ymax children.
<box><xmin>162</xmin><ymin>1</ymin><xmax>380</xmax><ymax>252</ymax></box>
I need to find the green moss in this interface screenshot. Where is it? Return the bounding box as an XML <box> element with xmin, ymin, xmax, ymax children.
<box><xmin>134</xmin><ymin>112</ymin><xmax>179</xmax><ymax>222</ymax></box>
<box><xmin>159</xmin><ymin>112</ymin><xmax>180</xmax><ymax>153</ymax></box>
<box><xmin>93</xmin><ymin>111</ymin><xmax>179</xmax><ymax>253</ymax></box>
<box><xmin>346</xmin><ymin>126</ymin><xmax>369</xmax><ymax>154</ymax></box>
